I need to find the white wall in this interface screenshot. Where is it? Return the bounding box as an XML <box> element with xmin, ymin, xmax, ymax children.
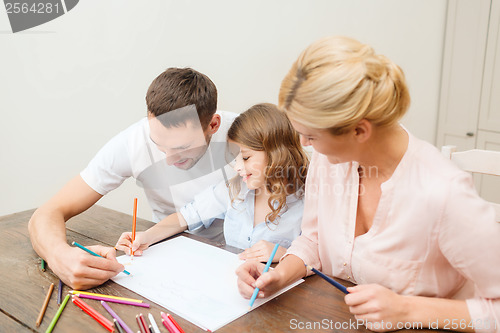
<box><xmin>0</xmin><ymin>0</ymin><xmax>447</xmax><ymax>218</ymax></box>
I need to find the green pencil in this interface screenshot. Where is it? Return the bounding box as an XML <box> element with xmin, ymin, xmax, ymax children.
<box><xmin>45</xmin><ymin>294</ymin><xmax>70</xmax><ymax>333</ymax></box>
<box><xmin>41</xmin><ymin>259</ymin><xmax>46</xmax><ymax>271</ymax></box>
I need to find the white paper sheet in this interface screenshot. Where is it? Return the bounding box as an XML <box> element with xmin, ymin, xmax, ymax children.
<box><xmin>112</xmin><ymin>236</ymin><xmax>303</xmax><ymax>332</ymax></box>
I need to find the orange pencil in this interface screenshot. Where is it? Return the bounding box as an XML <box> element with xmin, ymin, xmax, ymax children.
<box><xmin>131</xmin><ymin>197</ymin><xmax>137</xmax><ymax>258</ymax></box>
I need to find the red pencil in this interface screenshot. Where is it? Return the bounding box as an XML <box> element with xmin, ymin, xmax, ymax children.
<box><xmin>166</xmin><ymin>313</ymin><xmax>185</xmax><ymax>333</ymax></box>
<box><xmin>138</xmin><ymin>313</ymin><xmax>149</xmax><ymax>333</ymax></box>
<box><xmin>131</xmin><ymin>198</ymin><xmax>137</xmax><ymax>258</ymax></box>
<box><xmin>136</xmin><ymin>314</ymin><xmax>147</xmax><ymax>333</ymax></box>
<box><xmin>72</xmin><ymin>296</ymin><xmax>114</xmax><ymax>332</ymax></box>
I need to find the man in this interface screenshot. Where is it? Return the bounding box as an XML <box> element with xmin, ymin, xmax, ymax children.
<box><xmin>29</xmin><ymin>68</ymin><xmax>237</xmax><ymax>289</ymax></box>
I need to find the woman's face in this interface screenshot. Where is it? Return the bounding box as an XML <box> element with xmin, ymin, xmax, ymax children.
<box><xmin>289</xmin><ymin>119</ymin><xmax>356</xmax><ymax>164</ymax></box>
<box><xmin>229</xmin><ymin>140</ymin><xmax>268</xmax><ymax>190</ymax></box>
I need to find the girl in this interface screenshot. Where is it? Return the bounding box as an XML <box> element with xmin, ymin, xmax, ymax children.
<box><xmin>116</xmin><ymin>103</ymin><xmax>309</xmax><ymax>262</ymax></box>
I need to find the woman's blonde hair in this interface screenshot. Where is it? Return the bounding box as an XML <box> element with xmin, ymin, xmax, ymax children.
<box><xmin>279</xmin><ymin>36</ymin><xmax>410</xmax><ymax>134</ymax></box>
<box><xmin>227</xmin><ymin>103</ymin><xmax>308</xmax><ymax>225</ymax></box>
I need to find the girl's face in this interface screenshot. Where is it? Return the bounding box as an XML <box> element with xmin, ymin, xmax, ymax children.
<box><xmin>229</xmin><ymin>140</ymin><xmax>268</xmax><ymax>191</ymax></box>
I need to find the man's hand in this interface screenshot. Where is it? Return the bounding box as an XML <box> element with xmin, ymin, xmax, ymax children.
<box><xmin>50</xmin><ymin>243</ymin><xmax>125</xmax><ymax>290</ymax></box>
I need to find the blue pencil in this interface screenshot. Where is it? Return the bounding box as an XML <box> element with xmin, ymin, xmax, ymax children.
<box><xmin>306</xmin><ymin>265</ymin><xmax>348</xmax><ymax>294</ymax></box>
<box><xmin>248</xmin><ymin>243</ymin><xmax>280</xmax><ymax>310</ymax></box>
<box><xmin>72</xmin><ymin>241</ymin><xmax>131</xmax><ymax>275</ymax></box>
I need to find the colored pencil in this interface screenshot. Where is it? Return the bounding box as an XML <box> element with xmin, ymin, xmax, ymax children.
<box><xmin>160</xmin><ymin>312</ymin><xmax>181</xmax><ymax>333</ymax></box>
<box><xmin>75</xmin><ymin>293</ymin><xmax>150</xmax><ymax>307</ymax></box>
<box><xmin>114</xmin><ymin>319</ymin><xmax>125</xmax><ymax>333</ymax></box>
<box><xmin>166</xmin><ymin>313</ymin><xmax>185</xmax><ymax>333</ymax></box>
<box><xmin>306</xmin><ymin>265</ymin><xmax>349</xmax><ymax>294</ymax></box>
<box><xmin>41</xmin><ymin>259</ymin><xmax>46</xmax><ymax>271</ymax></box>
<box><xmin>71</xmin><ymin>241</ymin><xmax>131</xmax><ymax>275</ymax></box>
<box><xmin>45</xmin><ymin>294</ymin><xmax>70</xmax><ymax>333</ymax></box>
<box><xmin>72</xmin><ymin>296</ymin><xmax>114</xmax><ymax>332</ymax></box>
<box><xmin>101</xmin><ymin>301</ymin><xmax>134</xmax><ymax>333</ymax></box>
<box><xmin>162</xmin><ymin>318</ymin><xmax>179</xmax><ymax>333</ymax></box>
<box><xmin>35</xmin><ymin>283</ymin><xmax>54</xmax><ymax>327</ymax></box>
<box><xmin>248</xmin><ymin>243</ymin><xmax>280</xmax><ymax>309</ymax></box>
<box><xmin>57</xmin><ymin>280</ymin><xmax>63</xmax><ymax>305</ymax></box>
<box><xmin>131</xmin><ymin>197</ymin><xmax>138</xmax><ymax>258</ymax></box>
<box><xmin>139</xmin><ymin>313</ymin><xmax>149</xmax><ymax>333</ymax></box>
<box><xmin>147</xmin><ymin>313</ymin><xmax>160</xmax><ymax>333</ymax></box>
<box><xmin>136</xmin><ymin>315</ymin><xmax>147</xmax><ymax>333</ymax></box>
<box><xmin>70</xmin><ymin>290</ymin><xmax>142</xmax><ymax>303</ymax></box>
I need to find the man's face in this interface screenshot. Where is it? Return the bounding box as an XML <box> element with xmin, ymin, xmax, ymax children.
<box><xmin>148</xmin><ymin>116</ymin><xmax>210</xmax><ymax>170</ymax></box>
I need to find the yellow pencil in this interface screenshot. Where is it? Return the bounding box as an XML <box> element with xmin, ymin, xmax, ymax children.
<box><xmin>69</xmin><ymin>290</ymin><xmax>143</xmax><ymax>303</ymax></box>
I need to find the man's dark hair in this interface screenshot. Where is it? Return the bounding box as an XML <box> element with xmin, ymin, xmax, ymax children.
<box><xmin>146</xmin><ymin>68</ymin><xmax>217</xmax><ymax>128</ymax></box>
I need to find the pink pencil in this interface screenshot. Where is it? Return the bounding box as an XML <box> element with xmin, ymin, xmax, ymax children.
<box><xmin>74</xmin><ymin>293</ymin><xmax>150</xmax><ymax>308</ymax></box>
<box><xmin>161</xmin><ymin>312</ymin><xmax>182</xmax><ymax>333</ymax></box>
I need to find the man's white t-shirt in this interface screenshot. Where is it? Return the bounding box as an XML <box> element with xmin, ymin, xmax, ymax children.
<box><xmin>80</xmin><ymin>111</ymin><xmax>238</xmax><ymax>222</ymax></box>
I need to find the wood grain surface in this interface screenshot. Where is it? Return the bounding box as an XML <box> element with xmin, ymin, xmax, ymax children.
<box><xmin>0</xmin><ymin>206</ymin><xmax>443</xmax><ymax>332</ymax></box>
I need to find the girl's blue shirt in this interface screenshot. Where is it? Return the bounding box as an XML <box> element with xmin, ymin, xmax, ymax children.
<box><xmin>179</xmin><ymin>180</ymin><xmax>303</xmax><ymax>250</ymax></box>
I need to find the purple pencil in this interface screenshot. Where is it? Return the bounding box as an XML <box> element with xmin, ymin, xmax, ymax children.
<box><xmin>57</xmin><ymin>280</ymin><xmax>63</xmax><ymax>305</ymax></box>
<box><xmin>74</xmin><ymin>293</ymin><xmax>150</xmax><ymax>308</ymax></box>
<box><xmin>101</xmin><ymin>301</ymin><xmax>134</xmax><ymax>333</ymax></box>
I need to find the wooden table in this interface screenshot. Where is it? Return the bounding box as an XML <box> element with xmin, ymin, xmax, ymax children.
<box><xmin>0</xmin><ymin>206</ymin><xmax>442</xmax><ymax>332</ymax></box>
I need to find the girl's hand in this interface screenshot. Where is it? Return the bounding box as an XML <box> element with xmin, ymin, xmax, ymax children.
<box><xmin>345</xmin><ymin>284</ymin><xmax>409</xmax><ymax>332</ymax></box>
<box><xmin>238</xmin><ymin>240</ymin><xmax>287</xmax><ymax>263</ymax></box>
<box><xmin>115</xmin><ymin>231</ymin><xmax>150</xmax><ymax>256</ymax></box>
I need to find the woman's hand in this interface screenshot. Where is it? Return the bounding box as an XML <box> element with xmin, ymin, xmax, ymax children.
<box><xmin>235</xmin><ymin>260</ymin><xmax>284</xmax><ymax>299</ymax></box>
<box><xmin>115</xmin><ymin>231</ymin><xmax>150</xmax><ymax>256</ymax></box>
<box><xmin>345</xmin><ymin>284</ymin><xmax>409</xmax><ymax>332</ymax></box>
<box><xmin>238</xmin><ymin>240</ymin><xmax>287</xmax><ymax>262</ymax></box>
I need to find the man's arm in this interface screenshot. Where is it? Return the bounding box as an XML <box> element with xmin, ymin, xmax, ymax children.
<box><xmin>28</xmin><ymin>175</ymin><xmax>124</xmax><ymax>290</ymax></box>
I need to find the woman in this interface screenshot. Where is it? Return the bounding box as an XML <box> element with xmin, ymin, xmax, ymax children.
<box><xmin>236</xmin><ymin>36</ymin><xmax>500</xmax><ymax>332</ymax></box>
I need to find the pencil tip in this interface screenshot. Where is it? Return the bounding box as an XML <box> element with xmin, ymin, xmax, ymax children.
<box><xmin>248</xmin><ymin>306</ymin><xmax>252</xmax><ymax>311</ymax></box>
